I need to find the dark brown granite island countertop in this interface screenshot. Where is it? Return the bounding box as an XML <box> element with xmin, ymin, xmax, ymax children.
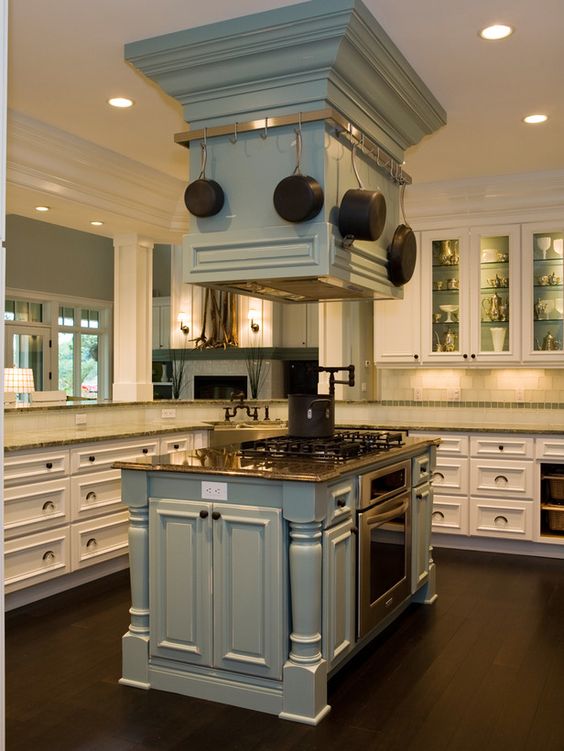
<box><xmin>114</xmin><ymin>436</ymin><xmax>439</xmax><ymax>483</ymax></box>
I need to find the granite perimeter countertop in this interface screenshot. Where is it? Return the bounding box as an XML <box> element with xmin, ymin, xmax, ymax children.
<box><xmin>114</xmin><ymin>436</ymin><xmax>438</xmax><ymax>483</ymax></box>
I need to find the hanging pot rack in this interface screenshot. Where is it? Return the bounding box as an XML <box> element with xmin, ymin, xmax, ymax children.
<box><xmin>174</xmin><ymin>106</ymin><xmax>411</xmax><ymax>186</ymax></box>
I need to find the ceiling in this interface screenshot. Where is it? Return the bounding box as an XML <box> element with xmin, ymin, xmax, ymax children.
<box><xmin>6</xmin><ymin>0</ymin><xmax>564</xmax><ymax>236</ymax></box>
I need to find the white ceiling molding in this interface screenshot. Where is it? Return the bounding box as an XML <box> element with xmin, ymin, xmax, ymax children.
<box><xmin>6</xmin><ymin>110</ymin><xmax>189</xmax><ymax>242</ymax></box>
<box><xmin>407</xmin><ymin>169</ymin><xmax>564</xmax><ymax>230</ymax></box>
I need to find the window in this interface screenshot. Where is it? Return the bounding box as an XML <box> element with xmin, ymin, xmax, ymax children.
<box><xmin>5</xmin><ymin>299</ymin><xmax>44</xmax><ymax>323</ymax></box>
<box><xmin>57</xmin><ymin>305</ymin><xmax>109</xmax><ymax>399</ymax></box>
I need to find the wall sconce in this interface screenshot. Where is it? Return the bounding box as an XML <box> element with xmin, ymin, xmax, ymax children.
<box><xmin>177</xmin><ymin>312</ymin><xmax>190</xmax><ymax>335</ymax></box>
<box><xmin>248</xmin><ymin>308</ymin><xmax>260</xmax><ymax>333</ymax></box>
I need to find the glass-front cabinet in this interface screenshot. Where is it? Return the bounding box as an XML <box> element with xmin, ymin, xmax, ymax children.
<box><xmin>421</xmin><ymin>225</ymin><xmax>520</xmax><ymax>363</ymax></box>
<box><xmin>522</xmin><ymin>223</ymin><xmax>564</xmax><ymax>362</ymax></box>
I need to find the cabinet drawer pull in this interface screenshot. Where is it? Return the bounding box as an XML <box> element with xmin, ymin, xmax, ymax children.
<box><xmin>463</xmin><ymin>353</ymin><xmax>468</xmax><ymax>359</ymax></box>
<box><xmin>494</xmin><ymin>475</ymin><xmax>508</xmax><ymax>486</ymax></box>
<box><xmin>88</xmin><ymin>456</ymin><xmax>96</xmax><ymax>463</ymax></box>
<box><xmin>42</xmin><ymin>550</ymin><xmax>55</xmax><ymax>562</ymax></box>
<box><xmin>494</xmin><ymin>515</ymin><xmax>509</xmax><ymax>526</ymax></box>
<box><xmin>420</xmin><ymin>465</ymin><xmax>428</xmax><ymax>474</ymax></box>
<box><xmin>416</xmin><ymin>493</ymin><xmax>423</xmax><ymax>500</ymax></box>
<box><xmin>336</xmin><ymin>499</ymin><xmax>347</xmax><ymax>508</ymax></box>
<box><xmin>471</xmin><ymin>353</ymin><xmax>476</xmax><ymax>359</ymax></box>
<box><xmin>351</xmin><ymin>526</ymin><xmax>358</xmax><ymax>535</ymax></box>
<box><xmin>413</xmin><ymin>354</ymin><xmax>419</xmax><ymax>360</ymax></box>
<box><xmin>199</xmin><ymin>510</ymin><xmax>209</xmax><ymax>519</ymax></box>
<box><xmin>45</xmin><ymin>462</ymin><xmax>53</xmax><ymax>469</ymax></box>
<box><xmin>42</xmin><ymin>500</ymin><xmax>55</xmax><ymax>512</ymax></box>
<box><xmin>86</xmin><ymin>537</ymin><xmax>98</xmax><ymax>549</ymax></box>
<box><xmin>142</xmin><ymin>448</ymin><xmax>149</xmax><ymax>454</ymax></box>
<box><xmin>432</xmin><ymin>511</ymin><xmax>445</xmax><ymax>520</ymax></box>
<box><xmin>173</xmin><ymin>444</ymin><xmax>180</xmax><ymax>450</ymax></box>
<box><xmin>85</xmin><ymin>491</ymin><xmax>97</xmax><ymax>502</ymax></box>
<box><xmin>432</xmin><ymin>471</ymin><xmax>445</xmax><ymax>483</ymax></box>
<box><xmin>212</xmin><ymin>511</ymin><xmax>221</xmax><ymax>520</ymax></box>
<box><xmin>498</xmin><ymin>445</ymin><xmax>504</xmax><ymax>451</ymax></box>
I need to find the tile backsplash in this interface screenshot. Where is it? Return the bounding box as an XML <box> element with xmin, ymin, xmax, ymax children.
<box><xmin>379</xmin><ymin>368</ymin><xmax>564</xmax><ymax>407</ymax></box>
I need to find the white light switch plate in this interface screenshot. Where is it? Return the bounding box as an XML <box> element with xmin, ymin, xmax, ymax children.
<box><xmin>161</xmin><ymin>408</ymin><xmax>176</xmax><ymax>419</ymax></box>
<box><xmin>75</xmin><ymin>414</ymin><xmax>87</xmax><ymax>426</ymax></box>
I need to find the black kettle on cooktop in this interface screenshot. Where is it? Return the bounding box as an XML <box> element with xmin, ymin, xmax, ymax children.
<box><xmin>288</xmin><ymin>365</ymin><xmax>355</xmax><ymax>438</ymax></box>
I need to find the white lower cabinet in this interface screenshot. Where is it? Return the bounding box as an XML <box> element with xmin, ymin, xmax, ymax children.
<box><xmin>470</xmin><ymin>458</ymin><xmax>533</xmax><ymax>498</ymax></box>
<box><xmin>150</xmin><ymin>498</ymin><xmax>283</xmax><ymax>680</ymax></box>
<box><xmin>4</xmin><ymin>527</ymin><xmax>71</xmax><ymax>592</ymax></box>
<box><xmin>70</xmin><ymin>510</ymin><xmax>129</xmax><ymax>569</ymax></box>
<box><xmin>411</xmin><ymin>483</ymin><xmax>432</xmax><ymax>591</ymax></box>
<box><xmin>70</xmin><ymin>469</ymin><xmax>122</xmax><ymax>521</ymax></box>
<box><xmin>4</xmin><ymin>478</ymin><xmax>70</xmax><ymax>539</ymax></box>
<box><xmin>322</xmin><ymin>517</ymin><xmax>355</xmax><ymax>670</ymax></box>
<box><xmin>469</xmin><ymin>497</ymin><xmax>533</xmax><ymax>540</ymax></box>
<box><xmin>431</xmin><ymin>457</ymin><xmax>469</xmax><ymax>495</ymax></box>
<box><xmin>431</xmin><ymin>496</ymin><xmax>469</xmax><ymax>535</ymax></box>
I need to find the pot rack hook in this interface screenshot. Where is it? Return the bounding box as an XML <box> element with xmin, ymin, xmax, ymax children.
<box><xmin>229</xmin><ymin>122</ymin><xmax>238</xmax><ymax>145</ymax></box>
<box><xmin>261</xmin><ymin>117</ymin><xmax>268</xmax><ymax>140</ymax></box>
<box><xmin>199</xmin><ymin>128</ymin><xmax>208</xmax><ymax>179</ymax></box>
<box><xmin>351</xmin><ymin>140</ymin><xmax>364</xmax><ymax>190</ymax></box>
<box><xmin>294</xmin><ymin>114</ymin><xmax>303</xmax><ymax>175</ymax></box>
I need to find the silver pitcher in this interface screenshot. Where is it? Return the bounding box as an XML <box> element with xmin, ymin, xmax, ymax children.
<box><xmin>482</xmin><ymin>292</ymin><xmax>502</xmax><ymax>321</ymax></box>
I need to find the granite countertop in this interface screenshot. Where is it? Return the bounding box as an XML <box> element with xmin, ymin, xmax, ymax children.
<box><xmin>114</xmin><ymin>436</ymin><xmax>438</xmax><ymax>483</ymax></box>
<box><xmin>4</xmin><ymin>421</ymin><xmax>213</xmax><ymax>452</ymax></box>
<box><xmin>341</xmin><ymin>422</ymin><xmax>564</xmax><ymax>435</ymax></box>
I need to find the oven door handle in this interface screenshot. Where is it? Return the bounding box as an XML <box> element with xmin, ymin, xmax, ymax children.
<box><xmin>365</xmin><ymin>498</ymin><xmax>408</xmax><ymax>527</ymax></box>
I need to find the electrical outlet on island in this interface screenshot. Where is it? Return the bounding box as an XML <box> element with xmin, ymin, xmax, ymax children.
<box><xmin>202</xmin><ymin>481</ymin><xmax>228</xmax><ymax>501</ymax></box>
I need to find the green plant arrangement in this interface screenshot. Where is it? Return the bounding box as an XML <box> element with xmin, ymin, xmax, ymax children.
<box><xmin>245</xmin><ymin>344</ymin><xmax>268</xmax><ymax>399</ymax></box>
<box><xmin>169</xmin><ymin>338</ymin><xmax>191</xmax><ymax>399</ymax></box>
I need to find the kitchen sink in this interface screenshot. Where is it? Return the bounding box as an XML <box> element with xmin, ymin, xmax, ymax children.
<box><xmin>207</xmin><ymin>420</ymin><xmax>287</xmax><ymax>447</ymax></box>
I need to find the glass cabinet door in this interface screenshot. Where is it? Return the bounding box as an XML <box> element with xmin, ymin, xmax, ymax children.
<box><xmin>530</xmin><ymin>230</ymin><xmax>564</xmax><ymax>356</ymax></box>
<box><xmin>477</xmin><ymin>233</ymin><xmax>511</xmax><ymax>357</ymax></box>
<box><xmin>430</xmin><ymin>236</ymin><xmax>463</xmax><ymax>356</ymax></box>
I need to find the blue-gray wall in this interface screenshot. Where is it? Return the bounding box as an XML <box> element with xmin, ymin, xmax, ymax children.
<box><xmin>6</xmin><ymin>215</ymin><xmax>114</xmax><ymax>300</ymax></box>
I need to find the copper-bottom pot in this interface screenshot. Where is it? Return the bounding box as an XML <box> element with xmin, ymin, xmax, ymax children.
<box><xmin>288</xmin><ymin>393</ymin><xmax>335</xmax><ymax>438</ymax></box>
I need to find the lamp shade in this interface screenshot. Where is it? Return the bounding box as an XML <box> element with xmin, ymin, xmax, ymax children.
<box><xmin>4</xmin><ymin>367</ymin><xmax>35</xmax><ymax>393</ymax></box>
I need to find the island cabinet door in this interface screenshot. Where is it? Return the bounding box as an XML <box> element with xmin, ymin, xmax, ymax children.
<box><xmin>212</xmin><ymin>504</ymin><xmax>283</xmax><ymax>681</ymax></box>
<box><xmin>412</xmin><ymin>483</ymin><xmax>433</xmax><ymax>593</ymax></box>
<box><xmin>149</xmin><ymin>499</ymin><xmax>213</xmax><ymax>667</ymax></box>
<box><xmin>322</xmin><ymin>517</ymin><xmax>355</xmax><ymax>671</ymax></box>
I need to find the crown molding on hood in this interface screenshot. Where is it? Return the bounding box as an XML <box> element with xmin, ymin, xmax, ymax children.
<box><xmin>6</xmin><ymin>110</ymin><xmax>188</xmax><ymax>242</ymax></box>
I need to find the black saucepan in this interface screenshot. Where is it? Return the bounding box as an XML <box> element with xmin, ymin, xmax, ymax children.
<box><xmin>387</xmin><ymin>184</ymin><xmax>417</xmax><ymax>287</ymax></box>
<box><xmin>184</xmin><ymin>139</ymin><xmax>225</xmax><ymax>218</ymax></box>
<box><xmin>338</xmin><ymin>143</ymin><xmax>386</xmax><ymax>242</ymax></box>
<box><xmin>273</xmin><ymin>126</ymin><xmax>324</xmax><ymax>223</ymax></box>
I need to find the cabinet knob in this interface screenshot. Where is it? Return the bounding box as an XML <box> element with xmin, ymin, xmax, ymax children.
<box><xmin>199</xmin><ymin>510</ymin><xmax>209</xmax><ymax>519</ymax></box>
<box><xmin>421</xmin><ymin>465</ymin><xmax>428</xmax><ymax>473</ymax></box>
<box><xmin>471</xmin><ymin>353</ymin><xmax>476</xmax><ymax>359</ymax></box>
<box><xmin>432</xmin><ymin>511</ymin><xmax>445</xmax><ymax>520</ymax></box>
<box><xmin>212</xmin><ymin>511</ymin><xmax>221</xmax><ymax>520</ymax></box>
<box><xmin>42</xmin><ymin>500</ymin><xmax>55</xmax><ymax>512</ymax></box>
<box><xmin>88</xmin><ymin>456</ymin><xmax>96</xmax><ymax>463</ymax></box>
<box><xmin>463</xmin><ymin>354</ymin><xmax>468</xmax><ymax>359</ymax></box>
<box><xmin>351</xmin><ymin>526</ymin><xmax>358</xmax><ymax>535</ymax></box>
<box><xmin>413</xmin><ymin>354</ymin><xmax>419</xmax><ymax>360</ymax></box>
<box><xmin>42</xmin><ymin>550</ymin><xmax>56</xmax><ymax>562</ymax></box>
<box><xmin>494</xmin><ymin>515</ymin><xmax>509</xmax><ymax>526</ymax></box>
<box><xmin>142</xmin><ymin>448</ymin><xmax>149</xmax><ymax>454</ymax></box>
<box><xmin>45</xmin><ymin>462</ymin><xmax>53</xmax><ymax>469</ymax></box>
<box><xmin>416</xmin><ymin>493</ymin><xmax>423</xmax><ymax>500</ymax></box>
<box><xmin>498</xmin><ymin>445</ymin><xmax>504</xmax><ymax>451</ymax></box>
<box><xmin>336</xmin><ymin>499</ymin><xmax>347</xmax><ymax>508</ymax></box>
<box><xmin>173</xmin><ymin>444</ymin><xmax>180</xmax><ymax>450</ymax></box>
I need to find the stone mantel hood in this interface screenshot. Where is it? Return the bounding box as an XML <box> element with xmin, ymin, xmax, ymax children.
<box><xmin>126</xmin><ymin>0</ymin><xmax>446</xmax><ymax>303</ymax></box>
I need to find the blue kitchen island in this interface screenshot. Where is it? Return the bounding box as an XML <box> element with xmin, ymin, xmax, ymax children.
<box><xmin>115</xmin><ymin>434</ymin><xmax>438</xmax><ymax>724</ymax></box>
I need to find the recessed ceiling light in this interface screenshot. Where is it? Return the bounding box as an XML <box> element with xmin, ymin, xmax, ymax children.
<box><xmin>108</xmin><ymin>97</ymin><xmax>134</xmax><ymax>108</ymax></box>
<box><xmin>523</xmin><ymin>114</ymin><xmax>548</xmax><ymax>124</ymax></box>
<box><xmin>479</xmin><ymin>24</ymin><xmax>514</xmax><ymax>40</ymax></box>
<box><xmin>35</xmin><ymin>206</ymin><xmax>50</xmax><ymax>212</ymax></box>
<box><xmin>90</xmin><ymin>220</ymin><xmax>104</xmax><ymax>226</ymax></box>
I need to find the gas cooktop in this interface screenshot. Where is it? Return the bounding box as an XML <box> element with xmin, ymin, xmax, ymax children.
<box><xmin>239</xmin><ymin>428</ymin><xmax>404</xmax><ymax>462</ymax></box>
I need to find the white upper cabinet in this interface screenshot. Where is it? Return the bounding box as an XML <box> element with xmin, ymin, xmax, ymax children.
<box><xmin>522</xmin><ymin>222</ymin><xmax>564</xmax><ymax>363</ymax></box>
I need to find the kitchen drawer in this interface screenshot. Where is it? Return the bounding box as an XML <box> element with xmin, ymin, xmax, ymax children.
<box><xmin>70</xmin><ymin>469</ymin><xmax>123</xmax><ymax>521</ymax></box>
<box><xmin>70</xmin><ymin>438</ymin><xmax>159</xmax><ymax>473</ymax></box>
<box><xmin>159</xmin><ymin>433</ymin><xmax>195</xmax><ymax>454</ymax></box>
<box><xmin>411</xmin><ymin>432</ymin><xmax>468</xmax><ymax>456</ymax></box>
<box><xmin>469</xmin><ymin>497</ymin><xmax>533</xmax><ymax>540</ymax></box>
<box><xmin>325</xmin><ymin>480</ymin><xmax>355</xmax><ymax>528</ymax></box>
<box><xmin>536</xmin><ymin>437</ymin><xmax>564</xmax><ymax>460</ymax></box>
<box><xmin>4</xmin><ymin>527</ymin><xmax>70</xmax><ymax>593</ymax></box>
<box><xmin>431</xmin><ymin>496</ymin><xmax>468</xmax><ymax>535</ymax></box>
<box><xmin>412</xmin><ymin>451</ymin><xmax>432</xmax><ymax>486</ymax></box>
<box><xmin>4</xmin><ymin>448</ymin><xmax>70</xmax><ymax>486</ymax></box>
<box><xmin>431</xmin><ymin>457</ymin><xmax>469</xmax><ymax>496</ymax></box>
<box><xmin>4</xmin><ymin>478</ymin><xmax>70</xmax><ymax>539</ymax></box>
<box><xmin>70</xmin><ymin>510</ymin><xmax>129</xmax><ymax>570</ymax></box>
<box><xmin>470</xmin><ymin>459</ymin><xmax>533</xmax><ymax>499</ymax></box>
<box><xmin>470</xmin><ymin>435</ymin><xmax>534</xmax><ymax>459</ymax></box>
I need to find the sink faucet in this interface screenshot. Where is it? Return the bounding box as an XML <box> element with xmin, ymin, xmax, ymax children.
<box><xmin>223</xmin><ymin>391</ymin><xmax>259</xmax><ymax>422</ymax></box>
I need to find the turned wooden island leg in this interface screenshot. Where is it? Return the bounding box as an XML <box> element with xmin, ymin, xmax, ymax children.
<box><xmin>279</xmin><ymin>520</ymin><xmax>331</xmax><ymax>724</ymax></box>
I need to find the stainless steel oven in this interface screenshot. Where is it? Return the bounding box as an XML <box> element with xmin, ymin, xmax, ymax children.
<box><xmin>357</xmin><ymin>460</ymin><xmax>412</xmax><ymax>638</ymax></box>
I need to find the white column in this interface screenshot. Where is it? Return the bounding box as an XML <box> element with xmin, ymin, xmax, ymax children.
<box><xmin>113</xmin><ymin>234</ymin><xmax>154</xmax><ymax>401</ymax></box>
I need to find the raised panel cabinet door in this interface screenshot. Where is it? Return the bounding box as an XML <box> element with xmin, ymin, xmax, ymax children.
<box><xmin>212</xmin><ymin>504</ymin><xmax>283</xmax><ymax>680</ymax></box>
<box><xmin>149</xmin><ymin>499</ymin><xmax>213</xmax><ymax>667</ymax></box>
<box><xmin>412</xmin><ymin>484</ymin><xmax>432</xmax><ymax>593</ymax></box>
<box><xmin>322</xmin><ymin>517</ymin><xmax>355</xmax><ymax>671</ymax></box>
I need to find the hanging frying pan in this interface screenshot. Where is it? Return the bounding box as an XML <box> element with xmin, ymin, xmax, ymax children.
<box><xmin>184</xmin><ymin>134</ymin><xmax>225</xmax><ymax>218</ymax></box>
<box><xmin>387</xmin><ymin>182</ymin><xmax>417</xmax><ymax>287</ymax></box>
<box><xmin>273</xmin><ymin>120</ymin><xmax>324</xmax><ymax>223</ymax></box>
<box><xmin>338</xmin><ymin>140</ymin><xmax>386</xmax><ymax>242</ymax></box>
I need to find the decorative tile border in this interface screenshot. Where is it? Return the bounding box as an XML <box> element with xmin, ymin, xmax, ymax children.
<box><xmin>379</xmin><ymin>400</ymin><xmax>564</xmax><ymax>409</ymax></box>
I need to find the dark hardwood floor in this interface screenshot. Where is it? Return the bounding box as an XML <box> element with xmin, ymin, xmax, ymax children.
<box><xmin>6</xmin><ymin>548</ymin><xmax>564</xmax><ymax>751</ymax></box>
